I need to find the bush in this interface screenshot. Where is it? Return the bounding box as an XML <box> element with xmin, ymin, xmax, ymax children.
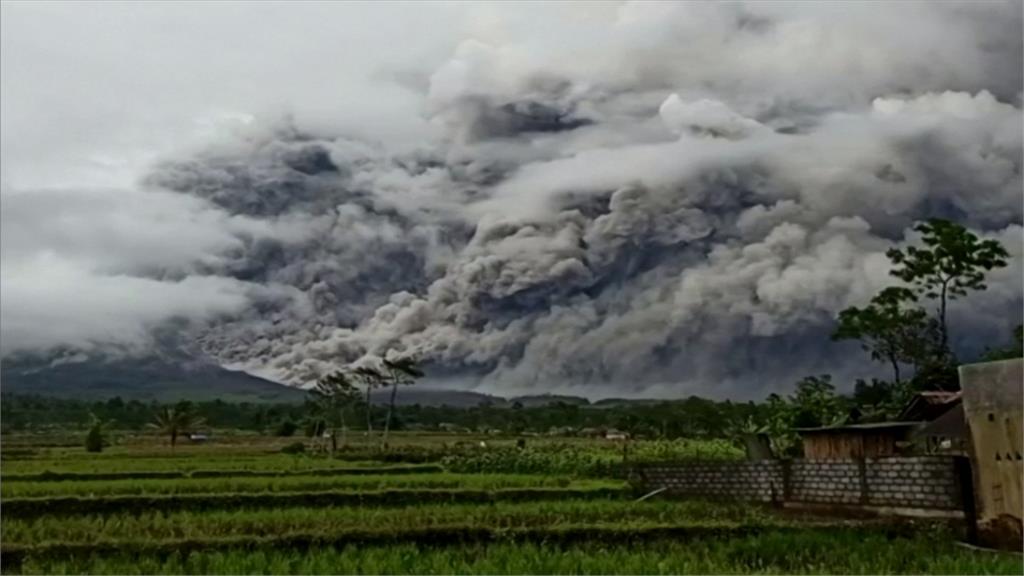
<box><xmin>280</xmin><ymin>442</ymin><xmax>306</xmax><ymax>454</ymax></box>
<box><xmin>84</xmin><ymin>423</ymin><xmax>105</xmax><ymax>453</ymax></box>
<box><xmin>275</xmin><ymin>420</ymin><xmax>299</xmax><ymax>437</ymax></box>
<box><xmin>442</xmin><ymin>447</ymin><xmax>620</xmax><ymax>477</ymax></box>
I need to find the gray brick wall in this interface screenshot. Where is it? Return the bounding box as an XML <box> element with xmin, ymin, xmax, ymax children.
<box><xmin>864</xmin><ymin>456</ymin><xmax>962</xmax><ymax>509</ymax></box>
<box><xmin>631</xmin><ymin>456</ymin><xmax>962</xmax><ymax>511</ymax></box>
<box><xmin>789</xmin><ymin>459</ymin><xmax>862</xmax><ymax>505</ymax></box>
<box><xmin>632</xmin><ymin>461</ymin><xmax>783</xmax><ymax>502</ymax></box>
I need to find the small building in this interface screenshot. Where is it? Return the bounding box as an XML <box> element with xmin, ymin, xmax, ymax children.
<box><xmin>796</xmin><ymin>422</ymin><xmax>919</xmax><ymax>459</ymax></box>
<box><xmin>898</xmin><ymin>391</ymin><xmax>962</xmax><ymax>421</ymax></box>
<box><xmin>913</xmin><ymin>402</ymin><xmax>969</xmax><ymax>455</ymax></box>
<box><xmin>604</xmin><ymin>429</ymin><xmax>629</xmax><ymax>441</ymax></box>
<box><xmin>900</xmin><ymin>391</ymin><xmax>968</xmax><ymax>455</ymax></box>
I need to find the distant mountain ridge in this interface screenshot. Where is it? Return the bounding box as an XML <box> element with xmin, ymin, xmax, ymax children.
<box><xmin>1</xmin><ymin>349</ymin><xmax>305</xmax><ymax>403</ymax></box>
<box><xmin>1</xmin><ymin>350</ymin><xmax>665</xmax><ymax>407</ymax></box>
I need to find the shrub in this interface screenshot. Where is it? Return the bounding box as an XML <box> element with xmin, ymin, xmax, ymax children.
<box><xmin>275</xmin><ymin>420</ymin><xmax>299</xmax><ymax>437</ymax></box>
<box><xmin>84</xmin><ymin>423</ymin><xmax>105</xmax><ymax>453</ymax></box>
<box><xmin>442</xmin><ymin>447</ymin><xmax>620</xmax><ymax>477</ymax></box>
<box><xmin>280</xmin><ymin>442</ymin><xmax>306</xmax><ymax>455</ymax></box>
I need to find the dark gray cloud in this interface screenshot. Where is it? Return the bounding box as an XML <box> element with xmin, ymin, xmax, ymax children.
<box><xmin>2</xmin><ymin>2</ymin><xmax>1021</xmax><ymax>398</ymax></box>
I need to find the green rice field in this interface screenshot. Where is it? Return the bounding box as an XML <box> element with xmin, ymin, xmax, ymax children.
<box><xmin>1</xmin><ymin>433</ymin><xmax>1019</xmax><ymax>575</ymax></box>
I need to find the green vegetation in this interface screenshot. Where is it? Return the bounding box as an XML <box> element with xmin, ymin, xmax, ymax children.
<box><xmin>2</xmin><ymin>425</ymin><xmax>1012</xmax><ymax>574</ymax></box>
<box><xmin>2</xmin><ymin>487</ymin><xmax>628</xmax><ymax>519</ymax></box>
<box><xmin>147</xmin><ymin>402</ymin><xmax>205</xmax><ymax>449</ymax></box>
<box><xmin>1</xmin><ymin>473</ymin><xmax>614</xmax><ymax>498</ymax></box>
<box><xmin>886</xmin><ymin>218</ymin><xmax>1009</xmax><ymax>354</ymax></box>
<box><xmin>2</xmin><ymin>499</ymin><xmax>781</xmax><ymax>542</ymax></box>
<box><xmin>8</xmin><ymin>530</ymin><xmax>1019</xmax><ymax>575</ymax></box>
<box><xmin>1</xmin><ymin>453</ymin><xmax>392</xmax><ymax>476</ymax></box>
<box><xmin>836</xmin><ymin>218</ymin><xmax>1012</xmax><ymax>398</ymax></box>
<box><xmin>83</xmin><ymin>416</ymin><xmax>107</xmax><ymax>453</ymax></box>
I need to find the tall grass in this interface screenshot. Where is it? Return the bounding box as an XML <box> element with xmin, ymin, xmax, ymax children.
<box><xmin>0</xmin><ymin>455</ymin><xmax>384</xmax><ymax>476</ymax></box>
<box><xmin>1</xmin><ymin>500</ymin><xmax>780</xmax><ymax>544</ymax></box>
<box><xmin>442</xmin><ymin>439</ymin><xmax>743</xmax><ymax>476</ymax></box>
<box><xmin>11</xmin><ymin>532</ymin><xmax>1020</xmax><ymax>575</ymax></box>
<box><xmin>1</xmin><ymin>473</ymin><xmax>618</xmax><ymax>498</ymax></box>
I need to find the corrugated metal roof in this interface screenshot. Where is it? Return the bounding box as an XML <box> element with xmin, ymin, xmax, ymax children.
<box><xmin>915</xmin><ymin>404</ymin><xmax>967</xmax><ymax>438</ymax></box>
<box><xmin>898</xmin><ymin>391</ymin><xmax>963</xmax><ymax>421</ymax></box>
<box><xmin>917</xmin><ymin>391</ymin><xmax>962</xmax><ymax>405</ymax></box>
<box><xmin>794</xmin><ymin>421</ymin><xmax>922</xmax><ymax>433</ymax></box>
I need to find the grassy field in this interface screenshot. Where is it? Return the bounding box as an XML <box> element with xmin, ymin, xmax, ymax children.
<box><xmin>13</xmin><ymin>533</ymin><xmax>1020</xmax><ymax>575</ymax></box>
<box><xmin>1</xmin><ymin>432</ymin><xmax>1019</xmax><ymax>575</ymax></box>
<box><xmin>0</xmin><ymin>473</ymin><xmax>615</xmax><ymax>498</ymax></box>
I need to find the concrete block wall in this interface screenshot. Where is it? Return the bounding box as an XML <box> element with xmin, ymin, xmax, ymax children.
<box><xmin>631</xmin><ymin>456</ymin><xmax>962</xmax><ymax>512</ymax></box>
<box><xmin>631</xmin><ymin>461</ymin><xmax>783</xmax><ymax>502</ymax></box>
<box><xmin>864</xmin><ymin>456</ymin><xmax>962</xmax><ymax>510</ymax></box>
<box><xmin>789</xmin><ymin>459</ymin><xmax>862</xmax><ymax>505</ymax></box>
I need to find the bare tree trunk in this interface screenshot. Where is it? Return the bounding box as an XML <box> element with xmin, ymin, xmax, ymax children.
<box><xmin>890</xmin><ymin>355</ymin><xmax>901</xmax><ymax>384</ymax></box>
<box><xmin>382</xmin><ymin>382</ymin><xmax>398</xmax><ymax>451</ymax></box>
<box><xmin>365</xmin><ymin>385</ymin><xmax>374</xmax><ymax>440</ymax></box>
<box><xmin>340</xmin><ymin>408</ymin><xmax>347</xmax><ymax>448</ymax></box>
<box><xmin>939</xmin><ymin>279</ymin><xmax>949</xmax><ymax>353</ymax></box>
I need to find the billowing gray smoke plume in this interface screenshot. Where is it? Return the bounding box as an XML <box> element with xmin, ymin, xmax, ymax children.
<box><xmin>33</xmin><ymin>2</ymin><xmax>1024</xmax><ymax>397</ymax></box>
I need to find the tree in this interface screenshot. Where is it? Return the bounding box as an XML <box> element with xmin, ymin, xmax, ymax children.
<box><xmin>886</xmin><ymin>219</ymin><xmax>1009</xmax><ymax>354</ymax></box>
<box><xmin>353</xmin><ymin>365</ymin><xmax>385</xmax><ymax>440</ymax></box>
<box><xmin>310</xmin><ymin>371</ymin><xmax>360</xmax><ymax>454</ymax></box>
<box><xmin>762</xmin><ymin>393</ymin><xmax>798</xmax><ymax>457</ymax></box>
<box><xmin>832</xmin><ymin>287</ymin><xmax>942</xmax><ymax>383</ymax></box>
<box><xmin>148</xmin><ymin>402</ymin><xmax>204</xmax><ymax>449</ymax></box>
<box><xmin>380</xmin><ymin>356</ymin><xmax>424</xmax><ymax>450</ymax></box>
<box><xmin>852</xmin><ymin>378</ymin><xmax>913</xmax><ymax>421</ymax></box>
<box><xmin>84</xmin><ymin>413</ymin><xmax>108</xmax><ymax>453</ymax></box>
<box><xmin>789</xmin><ymin>375</ymin><xmax>847</xmax><ymax>429</ymax></box>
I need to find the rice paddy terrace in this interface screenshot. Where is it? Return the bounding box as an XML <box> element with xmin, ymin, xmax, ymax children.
<box><xmin>1</xmin><ymin>433</ymin><xmax>1018</xmax><ymax>575</ymax></box>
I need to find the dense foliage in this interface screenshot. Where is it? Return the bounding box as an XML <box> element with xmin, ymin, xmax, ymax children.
<box><xmin>0</xmin><ymin>393</ymin><xmax>767</xmax><ymax>437</ymax></box>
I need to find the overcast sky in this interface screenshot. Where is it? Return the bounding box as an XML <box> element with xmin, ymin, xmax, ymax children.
<box><xmin>2</xmin><ymin>1</ymin><xmax>1021</xmax><ymax>398</ymax></box>
<box><xmin>1</xmin><ymin>0</ymin><xmax>465</xmax><ymax>355</ymax></box>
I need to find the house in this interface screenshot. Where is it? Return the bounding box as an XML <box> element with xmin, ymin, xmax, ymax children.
<box><xmin>604</xmin><ymin>429</ymin><xmax>629</xmax><ymax>441</ymax></box>
<box><xmin>899</xmin><ymin>391</ymin><xmax>962</xmax><ymax>421</ymax></box>
<box><xmin>796</xmin><ymin>391</ymin><xmax>972</xmax><ymax>459</ymax></box>
<box><xmin>913</xmin><ymin>402</ymin><xmax>969</xmax><ymax>455</ymax></box>
<box><xmin>900</xmin><ymin>391</ymin><xmax>968</xmax><ymax>455</ymax></box>
<box><xmin>795</xmin><ymin>422</ymin><xmax>919</xmax><ymax>459</ymax></box>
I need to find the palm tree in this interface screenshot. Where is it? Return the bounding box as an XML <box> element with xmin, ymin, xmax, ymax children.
<box><xmin>380</xmin><ymin>356</ymin><xmax>423</xmax><ymax>450</ymax></box>
<box><xmin>148</xmin><ymin>403</ymin><xmax>204</xmax><ymax>449</ymax></box>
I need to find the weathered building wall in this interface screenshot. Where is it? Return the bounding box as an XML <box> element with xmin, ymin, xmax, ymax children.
<box><xmin>959</xmin><ymin>358</ymin><xmax>1023</xmax><ymax>550</ymax></box>
<box><xmin>632</xmin><ymin>456</ymin><xmax>963</xmax><ymax>513</ymax></box>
